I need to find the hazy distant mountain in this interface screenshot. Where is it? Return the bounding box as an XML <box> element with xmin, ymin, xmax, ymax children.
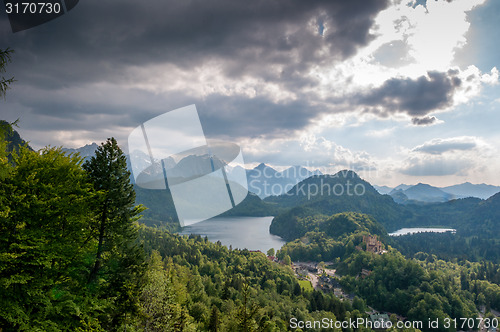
<box><xmin>62</xmin><ymin>142</ymin><xmax>98</xmax><ymax>161</ymax></box>
<box><xmin>63</xmin><ymin>143</ymin><xmax>156</xmax><ymax>185</ymax></box>
<box><xmin>399</xmin><ymin>183</ymin><xmax>455</xmax><ymax>203</ymax></box>
<box><xmin>389</xmin><ymin>189</ymin><xmax>409</xmax><ymax>204</ymax></box>
<box><xmin>280</xmin><ymin>165</ymin><xmax>323</xmax><ymax>182</ymax></box>
<box><xmin>65</xmin><ymin>142</ymin><xmax>498</xmax><ymax>200</ymax></box>
<box><xmin>441</xmin><ymin>182</ymin><xmax>500</xmax><ymax>200</ymax></box>
<box><xmin>373</xmin><ymin>185</ymin><xmax>393</xmax><ymax>195</ymax></box>
<box><xmin>247</xmin><ymin>163</ymin><xmax>281</xmax><ymax>198</ymax></box>
<box><xmin>392</xmin><ymin>184</ymin><xmax>412</xmax><ymax>192</ymax></box>
<box><xmin>227</xmin><ymin>165</ymin><xmax>247</xmax><ymax>176</ymax></box>
<box><xmin>167</xmin><ymin>154</ymin><xmax>226</xmax><ymax>180</ymax></box>
<box><xmin>246</xmin><ymin>163</ymin><xmax>322</xmax><ymax>198</ymax></box>
<box><xmin>247</xmin><ymin>163</ymin><xmax>277</xmax><ymax>178</ymax></box>
<box><xmin>49</xmin><ymin>140</ymin><xmax>500</xmax><ymax>234</ymax></box>
<box><xmin>382</xmin><ymin>181</ymin><xmax>500</xmax><ymax>203</ymax></box>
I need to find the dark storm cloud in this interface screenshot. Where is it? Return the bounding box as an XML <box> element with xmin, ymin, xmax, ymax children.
<box><xmin>1</xmin><ymin>0</ymin><xmax>389</xmax><ymax>90</ymax></box>
<box><xmin>4</xmin><ymin>81</ymin><xmax>320</xmax><ymax>141</ymax></box>
<box><xmin>0</xmin><ymin>0</ymin><xmax>395</xmax><ymax>143</ymax></box>
<box><xmin>197</xmin><ymin>94</ymin><xmax>323</xmax><ymax>139</ymax></box>
<box><xmin>357</xmin><ymin>71</ymin><xmax>462</xmax><ymax>117</ymax></box>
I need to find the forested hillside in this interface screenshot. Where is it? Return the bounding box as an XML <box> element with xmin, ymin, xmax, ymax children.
<box><xmin>0</xmin><ymin>123</ymin><xmax>370</xmax><ymax>331</ymax></box>
<box><xmin>2</xmin><ymin>121</ymin><xmax>500</xmax><ymax>331</ymax></box>
<box><xmin>264</xmin><ymin>171</ymin><xmax>406</xmax><ymax>232</ymax></box>
<box><xmin>268</xmin><ymin>172</ymin><xmax>500</xmax><ymax>239</ymax></box>
<box><xmin>0</xmin><ymin>120</ymin><xmax>32</xmax><ymax>155</ymax></box>
<box><xmin>276</xmin><ymin>212</ymin><xmax>500</xmax><ymax>331</ymax></box>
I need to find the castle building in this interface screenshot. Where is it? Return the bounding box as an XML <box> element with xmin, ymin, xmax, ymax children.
<box><xmin>363</xmin><ymin>235</ymin><xmax>383</xmax><ymax>253</ymax></box>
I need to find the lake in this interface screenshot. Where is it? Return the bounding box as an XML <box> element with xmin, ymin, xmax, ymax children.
<box><xmin>178</xmin><ymin>216</ymin><xmax>285</xmax><ymax>252</ymax></box>
<box><xmin>389</xmin><ymin>227</ymin><xmax>457</xmax><ymax>236</ymax></box>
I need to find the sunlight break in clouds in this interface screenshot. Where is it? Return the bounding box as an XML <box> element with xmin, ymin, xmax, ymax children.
<box><xmin>3</xmin><ymin>0</ymin><xmax>500</xmax><ymax>187</ymax></box>
<box><xmin>370</xmin><ymin>0</ymin><xmax>487</xmax><ymax>74</ymax></box>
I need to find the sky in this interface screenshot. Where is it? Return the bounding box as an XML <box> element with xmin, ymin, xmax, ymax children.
<box><xmin>1</xmin><ymin>0</ymin><xmax>500</xmax><ymax>187</ymax></box>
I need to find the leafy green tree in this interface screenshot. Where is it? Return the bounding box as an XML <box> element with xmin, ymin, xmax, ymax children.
<box><xmin>318</xmin><ymin>261</ymin><xmax>325</xmax><ymax>274</ymax></box>
<box><xmin>0</xmin><ymin>144</ymin><xmax>96</xmax><ymax>330</ymax></box>
<box><xmin>0</xmin><ymin>48</ymin><xmax>15</xmax><ymax>99</ymax></box>
<box><xmin>267</xmin><ymin>248</ymin><xmax>275</xmax><ymax>257</ymax></box>
<box><xmin>352</xmin><ymin>296</ymin><xmax>366</xmax><ymax>312</ymax></box>
<box><xmin>283</xmin><ymin>254</ymin><xmax>291</xmax><ymax>266</ymax></box>
<box><xmin>137</xmin><ymin>250</ymin><xmax>176</xmax><ymax>331</ymax></box>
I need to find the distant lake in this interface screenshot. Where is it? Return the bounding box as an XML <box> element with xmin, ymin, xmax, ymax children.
<box><xmin>389</xmin><ymin>227</ymin><xmax>456</xmax><ymax>236</ymax></box>
<box><xmin>178</xmin><ymin>216</ymin><xmax>285</xmax><ymax>252</ymax></box>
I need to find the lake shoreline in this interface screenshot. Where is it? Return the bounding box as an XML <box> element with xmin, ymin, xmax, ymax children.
<box><xmin>389</xmin><ymin>227</ymin><xmax>457</xmax><ymax>237</ymax></box>
<box><xmin>178</xmin><ymin>216</ymin><xmax>285</xmax><ymax>252</ymax></box>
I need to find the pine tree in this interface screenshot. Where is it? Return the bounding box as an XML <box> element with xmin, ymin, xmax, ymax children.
<box><xmin>84</xmin><ymin>137</ymin><xmax>143</xmax><ymax>282</ymax></box>
<box><xmin>236</xmin><ymin>283</ymin><xmax>259</xmax><ymax>332</ymax></box>
<box><xmin>0</xmin><ymin>121</ymin><xmax>12</xmax><ymax>180</ymax></box>
<box><xmin>83</xmin><ymin>137</ymin><xmax>145</xmax><ymax>329</ymax></box>
<box><xmin>0</xmin><ymin>48</ymin><xmax>15</xmax><ymax>99</ymax></box>
<box><xmin>208</xmin><ymin>305</ymin><xmax>220</xmax><ymax>332</ymax></box>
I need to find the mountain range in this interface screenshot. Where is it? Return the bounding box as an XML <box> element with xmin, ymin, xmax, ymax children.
<box><xmin>266</xmin><ymin>171</ymin><xmax>500</xmax><ymax>240</ymax></box>
<box><xmin>61</xmin><ymin>143</ymin><xmax>324</xmax><ymax>197</ymax></box>
<box><xmin>246</xmin><ymin>163</ymin><xmax>322</xmax><ymax>198</ymax></box>
<box><xmin>62</xmin><ymin>142</ymin><xmax>500</xmax><ymax>202</ymax></box>
<box><xmin>374</xmin><ymin>182</ymin><xmax>500</xmax><ymax>202</ymax></box>
<box><xmin>9</xmin><ymin>136</ymin><xmax>498</xmax><ymax>237</ymax></box>
<box><xmin>441</xmin><ymin>182</ymin><xmax>500</xmax><ymax>200</ymax></box>
<box><xmin>389</xmin><ymin>183</ymin><xmax>455</xmax><ymax>204</ymax></box>
<box><xmin>61</xmin><ymin>142</ymin><xmax>98</xmax><ymax>160</ymax></box>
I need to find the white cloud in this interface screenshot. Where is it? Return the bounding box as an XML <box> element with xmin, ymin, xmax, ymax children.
<box><xmin>239</xmin><ymin>134</ymin><xmax>375</xmax><ymax>173</ymax></box>
<box><xmin>305</xmin><ymin>0</ymin><xmax>497</xmax><ymax>127</ymax></box>
<box><xmin>412</xmin><ymin>136</ymin><xmax>483</xmax><ymax>154</ymax></box>
<box><xmin>398</xmin><ymin>135</ymin><xmax>498</xmax><ymax>181</ymax></box>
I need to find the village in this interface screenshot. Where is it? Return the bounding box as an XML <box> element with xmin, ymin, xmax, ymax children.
<box><xmin>265</xmin><ymin>235</ymin><xmax>499</xmax><ymax>332</ymax></box>
<box><xmin>290</xmin><ymin>235</ymin><xmax>398</xmax><ymax>328</ymax></box>
<box><xmin>261</xmin><ymin>235</ymin><xmax>398</xmax><ymax>328</ymax></box>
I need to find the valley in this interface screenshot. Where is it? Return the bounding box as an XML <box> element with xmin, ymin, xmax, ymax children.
<box><xmin>1</xmin><ymin>123</ymin><xmax>500</xmax><ymax>331</ymax></box>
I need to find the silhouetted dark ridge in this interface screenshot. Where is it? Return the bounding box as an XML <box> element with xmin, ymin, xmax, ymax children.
<box><xmin>0</xmin><ymin>120</ymin><xmax>33</xmax><ymax>155</ymax></box>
